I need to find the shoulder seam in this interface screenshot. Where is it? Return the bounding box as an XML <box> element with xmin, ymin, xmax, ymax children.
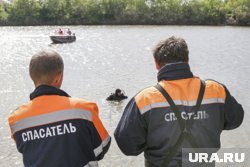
<box><xmin>134</xmin><ymin>85</ymin><xmax>156</xmax><ymax>98</ymax></box>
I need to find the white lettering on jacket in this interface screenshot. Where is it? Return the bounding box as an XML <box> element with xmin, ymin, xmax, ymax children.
<box><xmin>165</xmin><ymin>111</ymin><xmax>209</xmax><ymax>122</ymax></box>
<box><xmin>22</xmin><ymin>123</ymin><xmax>76</xmax><ymax>142</ymax></box>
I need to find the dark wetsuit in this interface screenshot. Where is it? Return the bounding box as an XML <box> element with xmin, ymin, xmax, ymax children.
<box><xmin>106</xmin><ymin>93</ymin><xmax>128</xmax><ymax>101</ymax></box>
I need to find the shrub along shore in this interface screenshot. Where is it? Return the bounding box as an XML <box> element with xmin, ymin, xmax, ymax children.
<box><xmin>0</xmin><ymin>0</ymin><xmax>249</xmax><ymax>26</ymax></box>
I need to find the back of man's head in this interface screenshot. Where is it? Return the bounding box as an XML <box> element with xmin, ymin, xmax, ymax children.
<box><xmin>153</xmin><ymin>36</ymin><xmax>189</xmax><ymax>68</ymax></box>
<box><xmin>29</xmin><ymin>50</ymin><xmax>64</xmax><ymax>87</ymax></box>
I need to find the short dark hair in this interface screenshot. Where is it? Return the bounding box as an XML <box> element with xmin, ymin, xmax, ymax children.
<box><xmin>115</xmin><ymin>89</ymin><xmax>122</xmax><ymax>94</ymax></box>
<box><xmin>152</xmin><ymin>36</ymin><xmax>189</xmax><ymax>67</ymax></box>
<box><xmin>29</xmin><ymin>50</ymin><xmax>64</xmax><ymax>84</ymax></box>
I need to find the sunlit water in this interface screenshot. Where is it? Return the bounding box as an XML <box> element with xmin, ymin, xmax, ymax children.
<box><xmin>0</xmin><ymin>26</ymin><xmax>250</xmax><ymax>167</ymax></box>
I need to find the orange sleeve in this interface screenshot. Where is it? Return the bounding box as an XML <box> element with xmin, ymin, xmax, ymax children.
<box><xmin>91</xmin><ymin>103</ymin><xmax>109</xmax><ymax>141</ymax></box>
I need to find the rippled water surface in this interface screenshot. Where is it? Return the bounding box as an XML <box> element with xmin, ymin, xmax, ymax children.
<box><xmin>0</xmin><ymin>26</ymin><xmax>250</xmax><ymax>166</ymax></box>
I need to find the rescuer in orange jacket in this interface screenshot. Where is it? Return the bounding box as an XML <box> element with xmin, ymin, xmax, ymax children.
<box><xmin>114</xmin><ymin>36</ymin><xmax>244</xmax><ymax>167</ymax></box>
<box><xmin>8</xmin><ymin>50</ymin><xmax>111</xmax><ymax>167</ymax></box>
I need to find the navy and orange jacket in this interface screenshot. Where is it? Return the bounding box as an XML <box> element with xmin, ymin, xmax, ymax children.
<box><xmin>114</xmin><ymin>63</ymin><xmax>244</xmax><ymax>167</ymax></box>
<box><xmin>9</xmin><ymin>85</ymin><xmax>111</xmax><ymax>167</ymax></box>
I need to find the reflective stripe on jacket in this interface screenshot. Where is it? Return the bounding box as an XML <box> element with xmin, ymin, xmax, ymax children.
<box><xmin>114</xmin><ymin>63</ymin><xmax>244</xmax><ymax>167</ymax></box>
<box><xmin>9</xmin><ymin>85</ymin><xmax>111</xmax><ymax>167</ymax></box>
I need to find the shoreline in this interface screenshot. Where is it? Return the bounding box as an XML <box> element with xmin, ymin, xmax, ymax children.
<box><xmin>0</xmin><ymin>23</ymin><xmax>249</xmax><ymax>27</ymax></box>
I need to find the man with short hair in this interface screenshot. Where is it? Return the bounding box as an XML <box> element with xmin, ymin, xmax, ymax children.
<box><xmin>8</xmin><ymin>50</ymin><xmax>111</xmax><ymax>167</ymax></box>
<box><xmin>114</xmin><ymin>36</ymin><xmax>244</xmax><ymax>167</ymax></box>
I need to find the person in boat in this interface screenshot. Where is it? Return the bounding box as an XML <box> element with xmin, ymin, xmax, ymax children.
<box><xmin>106</xmin><ymin>89</ymin><xmax>128</xmax><ymax>101</ymax></box>
<box><xmin>8</xmin><ymin>50</ymin><xmax>111</xmax><ymax>167</ymax></box>
<box><xmin>58</xmin><ymin>28</ymin><xmax>63</xmax><ymax>35</ymax></box>
<box><xmin>67</xmin><ymin>28</ymin><xmax>72</xmax><ymax>36</ymax></box>
<box><xmin>114</xmin><ymin>36</ymin><xmax>244</xmax><ymax>167</ymax></box>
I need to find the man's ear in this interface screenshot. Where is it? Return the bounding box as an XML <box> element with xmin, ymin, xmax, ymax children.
<box><xmin>155</xmin><ymin>62</ymin><xmax>161</xmax><ymax>71</ymax></box>
<box><xmin>53</xmin><ymin>72</ymin><xmax>63</xmax><ymax>88</ymax></box>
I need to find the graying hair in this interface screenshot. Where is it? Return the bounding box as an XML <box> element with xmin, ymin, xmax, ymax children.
<box><xmin>29</xmin><ymin>50</ymin><xmax>64</xmax><ymax>84</ymax></box>
<box><xmin>152</xmin><ymin>36</ymin><xmax>189</xmax><ymax>67</ymax></box>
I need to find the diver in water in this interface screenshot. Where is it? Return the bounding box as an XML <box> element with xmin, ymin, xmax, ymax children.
<box><xmin>106</xmin><ymin>89</ymin><xmax>128</xmax><ymax>101</ymax></box>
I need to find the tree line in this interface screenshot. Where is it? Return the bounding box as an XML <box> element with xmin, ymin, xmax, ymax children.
<box><xmin>0</xmin><ymin>0</ymin><xmax>249</xmax><ymax>26</ymax></box>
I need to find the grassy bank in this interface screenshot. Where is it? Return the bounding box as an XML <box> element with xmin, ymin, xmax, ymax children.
<box><xmin>0</xmin><ymin>0</ymin><xmax>250</xmax><ymax>26</ymax></box>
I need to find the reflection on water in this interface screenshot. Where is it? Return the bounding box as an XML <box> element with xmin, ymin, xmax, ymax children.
<box><xmin>0</xmin><ymin>26</ymin><xmax>250</xmax><ymax>167</ymax></box>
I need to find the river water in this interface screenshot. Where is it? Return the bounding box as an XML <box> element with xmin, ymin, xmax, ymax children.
<box><xmin>0</xmin><ymin>26</ymin><xmax>249</xmax><ymax>166</ymax></box>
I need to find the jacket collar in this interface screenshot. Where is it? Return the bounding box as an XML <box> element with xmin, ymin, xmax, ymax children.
<box><xmin>30</xmin><ymin>85</ymin><xmax>70</xmax><ymax>100</ymax></box>
<box><xmin>157</xmin><ymin>62</ymin><xmax>193</xmax><ymax>82</ymax></box>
